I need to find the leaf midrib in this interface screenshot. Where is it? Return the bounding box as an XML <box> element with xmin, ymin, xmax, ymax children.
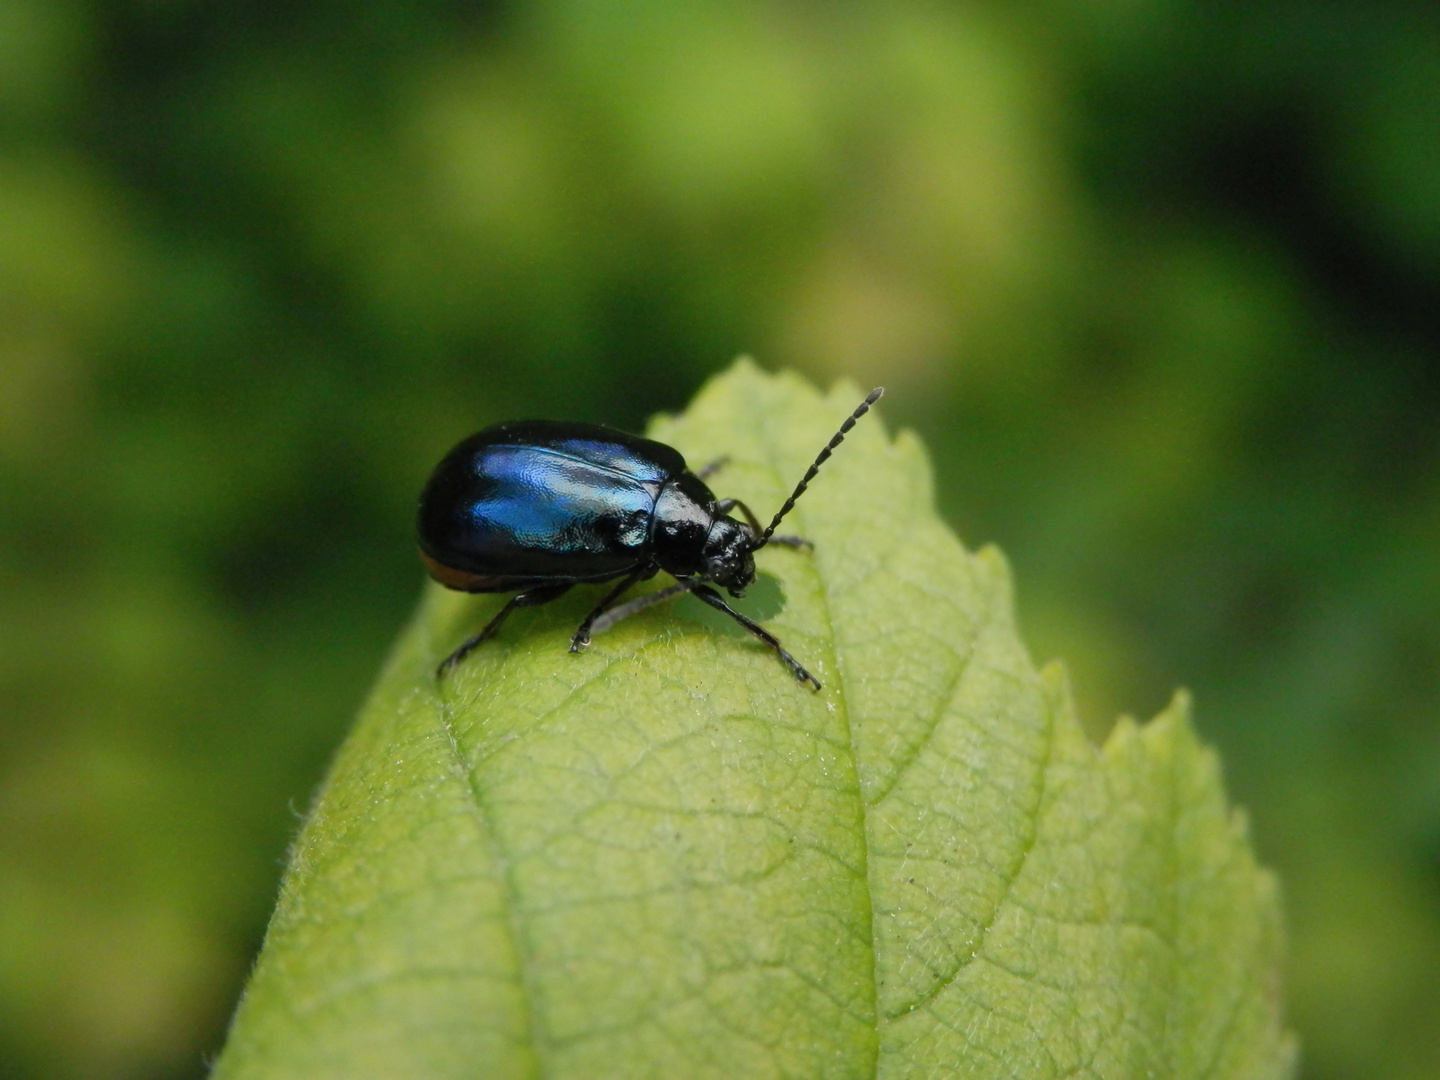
<box><xmin>752</xmin><ymin>395</ymin><xmax>883</xmax><ymax>1076</ymax></box>
<box><xmin>431</xmin><ymin>624</ymin><xmax>545</xmax><ymax>1080</ymax></box>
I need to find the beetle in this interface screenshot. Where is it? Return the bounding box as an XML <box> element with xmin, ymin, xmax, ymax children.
<box><xmin>418</xmin><ymin>387</ymin><xmax>883</xmax><ymax>688</ymax></box>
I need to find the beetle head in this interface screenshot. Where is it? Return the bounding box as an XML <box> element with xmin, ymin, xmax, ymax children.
<box><xmin>702</xmin><ymin>517</ymin><xmax>757</xmax><ymax>596</ymax></box>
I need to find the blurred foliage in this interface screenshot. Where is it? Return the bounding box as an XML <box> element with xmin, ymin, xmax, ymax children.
<box><xmin>0</xmin><ymin>1</ymin><xmax>1435</xmax><ymax>1078</ymax></box>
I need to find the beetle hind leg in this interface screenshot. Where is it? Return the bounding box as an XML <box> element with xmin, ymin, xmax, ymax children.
<box><xmin>437</xmin><ymin>583</ymin><xmax>572</xmax><ymax>677</ymax></box>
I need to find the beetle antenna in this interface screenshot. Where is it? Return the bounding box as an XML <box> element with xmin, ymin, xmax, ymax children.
<box><xmin>756</xmin><ymin>387</ymin><xmax>884</xmax><ymax>547</ymax></box>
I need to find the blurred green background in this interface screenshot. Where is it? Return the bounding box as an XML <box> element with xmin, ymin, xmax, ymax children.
<box><xmin>1</xmin><ymin>1</ymin><xmax>1436</xmax><ymax>1077</ymax></box>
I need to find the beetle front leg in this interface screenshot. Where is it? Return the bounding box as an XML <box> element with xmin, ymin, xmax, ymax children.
<box><xmin>690</xmin><ymin>583</ymin><xmax>821</xmax><ymax>691</ymax></box>
<box><xmin>569</xmin><ymin>566</ymin><xmax>656</xmax><ymax>652</ymax></box>
<box><xmin>714</xmin><ymin>497</ymin><xmax>761</xmax><ymax>533</ymax></box>
<box><xmin>715</xmin><ymin>498</ymin><xmax>810</xmax><ymax>549</ymax></box>
<box><xmin>438</xmin><ymin>583</ymin><xmax>572</xmax><ymax>677</ymax></box>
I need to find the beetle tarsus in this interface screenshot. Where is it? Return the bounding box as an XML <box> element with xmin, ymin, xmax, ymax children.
<box><xmin>437</xmin><ymin>633</ymin><xmax>490</xmax><ymax>678</ymax></box>
<box><xmin>690</xmin><ymin>583</ymin><xmax>823</xmax><ymax>692</ymax></box>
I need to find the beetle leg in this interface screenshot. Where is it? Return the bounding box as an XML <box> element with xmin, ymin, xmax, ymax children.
<box><xmin>690</xmin><ymin>583</ymin><xmax>822</xmax><ymax>691</ymax></box>
<box><xmin>714</xmin><ymin>497</ymin><xmax>762</xmax><ymax>533</ymax></box>
<box><xmin>580</xmin><ymin>578</ymin><xmax>696</xmax><ymax>642</ymax></box>
<box><xmin>761</xmin><ymin>534</ymin><xmax>812</xmax><ymax>549</ymax></box>
<box><xmin>716</xmin><ymin>497</ymin><xmax>812</xmax><ymax>550</ymax></box>
<box><xmin>695</xmin><ymin>456</ymin><xmax>729</xmax><ymax>481</ymax></box>
<box><xmin>437</xmin><ymin>583</ymin><xmax>573</xmax><ymax>677</ymax></box>
<box><xmin>569</xmin><ymin>566</ymin><xmax>655</xmax><ymax>652</ymax></box>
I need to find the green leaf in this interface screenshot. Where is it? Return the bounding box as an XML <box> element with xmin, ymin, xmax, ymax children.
<box><xmin>214</xmin><ymin>361</ymin><xmax>1295</xmax><ymax>1079</ymax></box>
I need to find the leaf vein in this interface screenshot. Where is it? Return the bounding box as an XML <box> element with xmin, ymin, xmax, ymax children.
<box><xmin>432</xmin><ymin>644</ymin><xmax>546</xmax><ymax>1079</ymax></box>
<box><xmin>880</xmin><ymin>662</ymin><xmax>1060</xmax><ymax>1022</ymax></box>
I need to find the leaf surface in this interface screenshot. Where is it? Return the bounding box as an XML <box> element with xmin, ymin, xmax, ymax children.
<box><xmin>215</xmin><ymin>362</ymin><xmax>1294</xmax><ymax>1079</ymax></box>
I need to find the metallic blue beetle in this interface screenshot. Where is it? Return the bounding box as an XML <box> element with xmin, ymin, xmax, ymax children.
<box><xmin>418</xmin><ymin>389</ymin><xmax>882</xmax><ymax>689</ymax></box>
